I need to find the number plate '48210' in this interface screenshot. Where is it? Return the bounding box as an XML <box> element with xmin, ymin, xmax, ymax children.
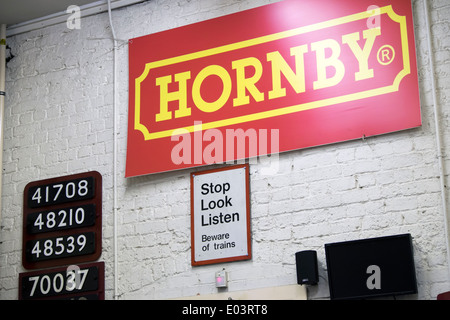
<box><xmin>23</xmin><ymin>171</ymin><xmax>102</xmax><ymax>270</ymax></box>
<box><xmin>26</xmin><ymin>204</ymin><xmax>96</xmax><ymax>234</ymax></box>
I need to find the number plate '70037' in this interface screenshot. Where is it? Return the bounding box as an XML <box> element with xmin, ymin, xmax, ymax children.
<box><xmin>19</xmin><ymin>262</ymin><xmax>105</xmax><ymax>300</ymax></box>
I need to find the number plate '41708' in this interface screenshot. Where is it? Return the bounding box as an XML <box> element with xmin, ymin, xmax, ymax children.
<box><xmin>22</xmin><ymin>171</ymin><xmax>102</xmax><ymax>270</ymax></box>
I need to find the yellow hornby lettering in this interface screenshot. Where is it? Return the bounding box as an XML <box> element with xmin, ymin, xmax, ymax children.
<box><xmin>232</xmin><ymin>57</ymin><xmax>264</xmax><ymax>106</ymax></box>
<box><xmin>267</xmin><ymin>44</ymin><xmax>308</xmax><ymax>99</ymax></box>
<box><xmin>154</xmin><ymin>28</ymin><xmax>380</xmax><ymax>122</ymax></box>
<box><xmin>342</xmin><ymin>28</ymin><xmax>381</xmax><ymax>81</ymax></box>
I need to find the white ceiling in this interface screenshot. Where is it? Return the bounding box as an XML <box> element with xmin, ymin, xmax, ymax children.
<box><xmin>0</xmin><ymin>0</ymin><xmax>99</xmax><ymax>26</ymax></box>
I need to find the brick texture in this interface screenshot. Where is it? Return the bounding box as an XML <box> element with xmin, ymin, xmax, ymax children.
<box><xmin>1</xmin><ymin>0</ymin><xmax>449</xmax><ymax>300</ymax></box>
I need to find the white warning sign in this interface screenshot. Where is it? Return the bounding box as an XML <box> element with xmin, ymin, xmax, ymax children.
<box><xmin>191</xmin><ymin>164</ymin><xmax>251</xmax><ymax>266</ymax></box>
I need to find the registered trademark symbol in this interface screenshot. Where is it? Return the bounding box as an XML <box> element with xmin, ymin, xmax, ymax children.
<box><xmin>377</xmin><ymin>45</ymin><xmax>395</xmax><ymax>65</ymax></box>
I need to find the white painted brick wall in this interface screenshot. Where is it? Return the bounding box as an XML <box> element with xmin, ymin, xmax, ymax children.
<box><xmin>1</xmin><ymin>0</ymin><xmax>449</xmax><ymax>300</ymax></box>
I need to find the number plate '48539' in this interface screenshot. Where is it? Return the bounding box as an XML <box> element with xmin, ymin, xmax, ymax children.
<box><xmin>26</xmin><ymin>232</ymin><xmax>96</xmax><ymax>262</ymax></box>
<box><xmin>23</xmin><ymin>171</ymin><xmax>102</xmax><ymax>270</ymax></box>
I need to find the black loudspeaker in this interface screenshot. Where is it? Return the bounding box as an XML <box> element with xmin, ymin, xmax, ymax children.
<box><xmin>295</xmin><ymin>250</ymin><xmax>318</xmax><ymax>285</ymax></box>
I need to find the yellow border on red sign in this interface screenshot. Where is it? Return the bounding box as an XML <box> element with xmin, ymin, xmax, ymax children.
<box><xmin>134</xmin><ymin>5</ymin><xmax>410</xmax><ymax>141</ymax></box>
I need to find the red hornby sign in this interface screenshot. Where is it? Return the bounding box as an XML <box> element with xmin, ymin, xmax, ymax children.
<box><xmin>126</xmin><ymin>0</ymin><xmax>420</xmax><ymax>177</ymax></box>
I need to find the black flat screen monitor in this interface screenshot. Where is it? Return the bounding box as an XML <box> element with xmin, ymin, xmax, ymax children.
<box><xmin>325</xmin><ymin>233</ymin><xmax>418</xmax><ymax>300</ymax></box>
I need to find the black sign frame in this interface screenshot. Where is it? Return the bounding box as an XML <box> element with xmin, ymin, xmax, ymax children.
<box><xmin>325</xmin><ymin>233</ymin><xmax>418</xmax><ymax>300</ymax></box>
<box><xmin>23</xmin><ymin>171</ymin><xmax>102</xmax><ymax>270</ymax></box>
<box><xmin>19</xmin><ymin>261</ymin><xmax>105</xmax><ymax>300</ymax></box>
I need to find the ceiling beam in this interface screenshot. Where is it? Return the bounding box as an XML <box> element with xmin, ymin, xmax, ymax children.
<box><xmin>6</xmin><ymin>0</ymin><xmax>147</xmax><ymax>37</ymax></box>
